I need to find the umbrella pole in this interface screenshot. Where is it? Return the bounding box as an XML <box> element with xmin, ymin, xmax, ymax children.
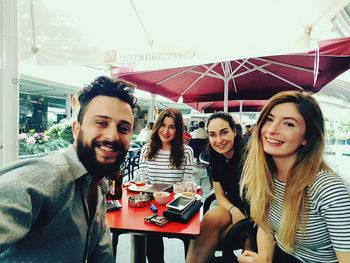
<box><xmin>148</xmin><ymin>94</ymin><xmax>156</xmax><ymax>122</ymax></box>
<box><xmin>224</xmin><ymin>78</ymin><xmax>228</xmax><ymax>112</ymax></box>
<box><xmin>239</xmin><ymin>100</ymin><xmax>243</xmax><ymax>124</ymax></box>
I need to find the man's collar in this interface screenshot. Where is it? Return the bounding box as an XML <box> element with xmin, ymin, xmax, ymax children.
<box><xmin>63</xmin><ymin>145</ymin><xmax>89</xmax><ymax>181</ymax></box>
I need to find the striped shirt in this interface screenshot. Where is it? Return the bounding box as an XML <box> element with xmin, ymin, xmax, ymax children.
<box><xmin>139</xmin><ymin>144</ymin><xmax>194</xmax><ymax>184</ymax></box>
<box><xmin>269</xmin><ymin>171</ymin><xmax>350</xmax><ymax>263</ymax></box>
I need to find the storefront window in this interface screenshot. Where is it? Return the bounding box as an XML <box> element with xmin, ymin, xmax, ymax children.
<box><xmin>19</xmin><ymin>93</ymin><xmax>66</xmax><ymax>133</ymax></box>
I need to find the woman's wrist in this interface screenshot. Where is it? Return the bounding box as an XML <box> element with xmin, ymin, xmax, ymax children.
<box><xmin>228</xmin><ymin>205</ymin><xmax>235</xmax><ymax>213</ymax></box>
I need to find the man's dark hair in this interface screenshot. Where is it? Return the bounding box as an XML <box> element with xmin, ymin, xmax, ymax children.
<box><xmin>198</xmin><ymin>121</ymin><xmax>205</xmax><ymax>128</ymax></box>
<box><xmin>77</xmin><ymin>76</ymin><xmax>138</xmax><ymax>124</ymax></box>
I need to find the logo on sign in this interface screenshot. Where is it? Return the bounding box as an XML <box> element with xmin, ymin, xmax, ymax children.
<box><xmin>104</xmin><ymin>50</ymin><xmax>117</xmax><ymax>63</ymax></box>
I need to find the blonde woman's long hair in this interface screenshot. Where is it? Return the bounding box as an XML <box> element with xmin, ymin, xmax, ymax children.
<box><xmin>240</xmin><ymin>91</ymin><xmax>331</xmax><ymax>251</ymax></box>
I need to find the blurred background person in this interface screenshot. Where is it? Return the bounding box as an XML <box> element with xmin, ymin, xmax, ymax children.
<box><xmin>59</xmin><ymin>114</ymin><xmax>68</xmax><ymax>123</ymax></box>
<box><xmin>183</xmin><ymin>124</ymin><xmax>192</xmax><ymax>145</ymax></box>
<box><xmin>243</xmin><ymin>124</ymin><xmax>253</xmax><ymax>144</ymax></box>
<box><xmin>236</xmin><ymin>123</ymin><xmax>243</xmax><ymax>140</ymax></box>
<box><xmin>136</xmin><ymin>122</ymin><xmax>154</xmax><ymax>144</ymax></box>
<box><xmin>191</xmin><ymin>120</ymin><xmax>208</xmax><ymax>139</ymax></box>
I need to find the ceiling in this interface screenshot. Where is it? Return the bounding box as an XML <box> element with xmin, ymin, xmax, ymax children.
<box><xmin>19</xmin><ymin>74</ymin><xmax>192</xmax><ymax>111</ymax></box>
<box><xmin>20</xmin><ymin>75</ymin><xmax>77</xmax><ymax>99</ymax></box>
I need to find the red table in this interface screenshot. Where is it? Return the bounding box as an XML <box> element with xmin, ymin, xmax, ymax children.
<box><xmin>106</xmin><ymin>187</ymin><xmax>202</xmax><ymax>263</ymax></box>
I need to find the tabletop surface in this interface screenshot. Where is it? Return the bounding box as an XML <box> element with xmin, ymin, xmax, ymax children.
<box><xmin>106</xmin><ymin>187</ymin><xmax>201</xmax><ymax>238</ymax></box>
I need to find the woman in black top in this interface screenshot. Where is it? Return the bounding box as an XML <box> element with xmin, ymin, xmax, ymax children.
<box><xmin>186</xmin><ymin>112</ymin><xmax>252</xmax><ymax>263</ymax></box>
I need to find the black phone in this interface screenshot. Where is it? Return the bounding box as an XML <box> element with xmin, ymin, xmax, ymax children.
<box><xmin>106</xmin><ymin>199</ymin><xmax>122</xmax><ymax>212</ymax></box>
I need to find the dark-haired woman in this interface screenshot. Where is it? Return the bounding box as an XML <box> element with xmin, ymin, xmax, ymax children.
<box><xmin>186</xmin><ymin>112</ymin><xmax>254</xmax><ymax>263</ymax></box>
<box><xmin>139</xmin><ymin>108</ymin><xmax>194</xmax><ymax>263</ymax></box>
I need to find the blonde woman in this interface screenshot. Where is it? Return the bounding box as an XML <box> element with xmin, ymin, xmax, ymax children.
<box><xmin>239</xmin><ymin>91</ymin><xmax>350</xmax><ymax>263</ymax></box>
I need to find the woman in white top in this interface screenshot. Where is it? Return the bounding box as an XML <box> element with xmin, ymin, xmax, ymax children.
<box><xmin>139</xmin><ymin>108</ymin><xmax>194</xmax><ymax>263</ymax></box>
<box><xmin>239</xmin><ymin>91</ymin><xmax>350</xmax><ymax>263</ymax></box>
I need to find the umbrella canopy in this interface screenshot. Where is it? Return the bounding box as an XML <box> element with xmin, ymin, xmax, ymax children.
<box><xmin>19</xmin><ymin>0</ymin><xmax>349</xmax><ymax>68</ymax></box>
<box><xmin>119</xmin><ymin>37</ymin><xmax>350</xmax><ymax>111</ymax></box>
<box><xmin>187</xmin><ymin>100</ymin><xmax>268</xmax><ymax>113</ymax></box>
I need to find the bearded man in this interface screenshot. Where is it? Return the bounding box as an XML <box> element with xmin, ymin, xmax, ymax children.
<box><xmin>0</xmin><ymin>76</ymin><xmax>137</xmax><ymax>262</ymax></box>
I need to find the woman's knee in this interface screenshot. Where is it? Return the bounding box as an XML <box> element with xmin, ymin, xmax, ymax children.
<box><xmin>201</xmin><ymin>207</ymin><xmax>231</xmax><ymax>230</ymax></box>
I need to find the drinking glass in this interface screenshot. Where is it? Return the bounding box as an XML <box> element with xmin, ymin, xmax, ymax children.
<box><xmin>184</xmin><ymin>178</ymin><xmax>197</xmax><ymax>194</ymax></box>
<box><xmin>173</xmin><ymin>182</ymin><xmax>184</xmax><ymax>194</ymax></box>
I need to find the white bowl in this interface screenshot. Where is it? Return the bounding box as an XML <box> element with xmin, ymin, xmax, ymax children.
<box><xmin>153</xmin><ymin>191</ymin><xmax>171</xmax><ymax>205</ymax></box>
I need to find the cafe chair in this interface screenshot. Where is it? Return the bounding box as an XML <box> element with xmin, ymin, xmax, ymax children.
<box><xmin>204</xmin><ymin>192</ymin><xmax>257</xmax><ymax>262</ymax></box>
<box><xmin>130</xmin><ymin>152</ymin><xmax>140</xmax><ymax>180</ymax></box>
<box><xmin>188</xmin><ymin>138</ymin><xmax>208</xmax><ymax>159</ymax></box>
<box><xmin>122</xmin><ymin>145</ymin><xmax>141</xmax><ymax>181</ymax></box>
<box><xmin>198</xmin><ymin>150</ymin><xmax>212</xmax><ymax>189</ymax></box>
<box><xmin>130</xmin><ymin>141</ymin><xmax>142</xmax><ymax>148</ymax></box>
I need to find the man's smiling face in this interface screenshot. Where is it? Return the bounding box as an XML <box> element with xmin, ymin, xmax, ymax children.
<box><xmin>73</xmin><ymin>95</ymin><xmax>134</xmax><ymax>178</ymax></box>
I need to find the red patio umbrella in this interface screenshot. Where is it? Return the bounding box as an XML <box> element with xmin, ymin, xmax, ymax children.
<box><xmin>187</xmin><ymin>100</ymin><xmax>267</xmax><ymax>113</ymax></box>
<box><xmin>119</xmin><ymin>37</ymin><xmax>350</xmax><ymax>112</ymax></box>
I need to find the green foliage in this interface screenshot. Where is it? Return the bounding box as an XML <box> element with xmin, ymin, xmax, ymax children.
<box><xmin>346</xmin><ymin>121</ymin><xmax>350</xmax><ymax>132</ymax></box>
<box><xmin>19</xmin><ymin>122</ymin><xmax>73</xmax><ymax>157</ymax></box>
<box><xmin>45</xmin><ymin>124</ymin><xmax>62</xmax><ymax>140</ymax></box>
<box><xmin>19</xmin><ymin>139</ymin><xmax>69</xmax><ymax>156</ymax></box>
<box><xmin>46</xmin><ymin>122</ymin><xmax>73</xmax><ymax>143</ymax></box>
<box><xmin>59</xmin><ymin>123</ymin><xmax>74</xmax><ymax>143</ymax></box>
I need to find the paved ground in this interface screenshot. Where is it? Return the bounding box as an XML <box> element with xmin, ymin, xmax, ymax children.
<box><xmin>115</xmin><ymin>164</ymin><xmax>213</xmax><ymax>263</ymax></box>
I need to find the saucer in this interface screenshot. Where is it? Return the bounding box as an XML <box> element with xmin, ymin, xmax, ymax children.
<box><xmin>128</xmin><ymin>184</ymin><xmax>148</xmax><ymax>192</ymax></box>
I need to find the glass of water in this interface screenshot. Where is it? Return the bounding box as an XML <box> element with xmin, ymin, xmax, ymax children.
<box><xmin>184</xmin><ymin>178</ymin><xmax>197</xmax><ymax>194</ymax></box>
<box><xmin>173</xmin><ymin>182</ymin><xmax>185</xmax><ymax>194</ymax></box>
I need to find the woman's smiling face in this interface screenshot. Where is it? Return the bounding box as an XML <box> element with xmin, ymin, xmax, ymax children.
<box><xmin>207</xmin><ymin>118</ymin><xmax>235</xmax><ymax>159</ymax></box>
<box><xmin>261</xmin><ymin>102</ymin><xmax>307</xmax><ymax>160</ymax></box>
<box><xmin>157</xmin><ymin>116</ymin><xmax>176</xmax><ymax>147</ymax></box>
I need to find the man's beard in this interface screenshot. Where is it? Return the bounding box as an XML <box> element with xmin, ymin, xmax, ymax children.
<box><xmin>76</xmin><ymin>131</ymin><xmax>128</xmax><ymax>180</ymax></box>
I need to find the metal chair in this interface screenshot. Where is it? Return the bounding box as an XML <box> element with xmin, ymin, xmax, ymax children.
<box><xmin>198</xmin><ymin>150</ymin><xmax>212</xmax><ymax>189</ymax></box>
<box><xmin>188</xmin><ymin>138</ymin><xmax>208</xmax><ymax>159</ymax></box>
<box><xmin>122</xmin><ymin>144</ymin><xmax>141</xmax><ymax>181</ymax></box>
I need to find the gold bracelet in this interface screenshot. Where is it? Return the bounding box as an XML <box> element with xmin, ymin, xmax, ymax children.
<box><xmin>228</xmin><ymin>205</ymin><xmax>235</xmax><ymax>213</ymax></box>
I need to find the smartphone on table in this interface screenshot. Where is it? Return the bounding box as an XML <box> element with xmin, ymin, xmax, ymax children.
<box><xmin>166</xmin><ymin>195</ymin><xmax>195</xmax><ymax>213</ymax></box>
